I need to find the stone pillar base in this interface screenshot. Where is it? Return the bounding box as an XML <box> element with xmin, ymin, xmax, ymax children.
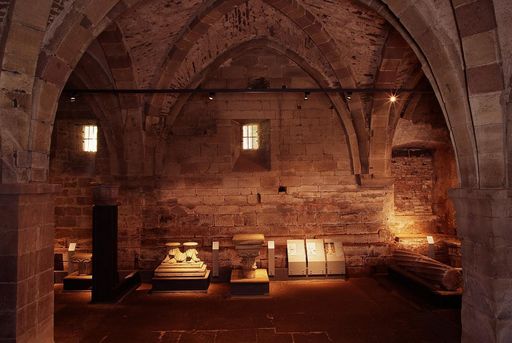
<box><xmin>0</xmin><ymin>184</ymin><xmax>59</xmax><ymax>343</ymax></box>
<box><xmin>450</xmin><ymin>188</ymin><xmax>512</xmax><ymax>343</ymax></box>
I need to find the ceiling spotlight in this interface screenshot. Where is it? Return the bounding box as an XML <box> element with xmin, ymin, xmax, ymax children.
<box><xmin>70</xmin><ymin>92</ymin><xmax>77</xmax><ymax>103</ymax></box>
<box><xmin>389</xmin><ymin>94</ymin><xmax>398</xmax><ymax>103</ymax></box>
<box><xmin>208</xmin><ymin>92</ymin><xmax>215</xmax><ymax>101</ymax></box>
<box><xmin>304</xmin><ymin>91</ymin><xmax>310</xmax><ymax>100</ymax></box>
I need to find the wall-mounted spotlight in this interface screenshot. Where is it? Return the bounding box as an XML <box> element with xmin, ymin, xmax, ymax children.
<box><xmin>345</xmin><ymin>91</ymin><xmax>352</xmax><ymax>101</ymax></box>
<box><xmin>208</xmin><ymin>92</ymin><xmax>215</xmax><ymax>101</ymax></box>
<box><xmin>389</xmin><ymin>94</ymin><xmax>398</xmax><ymax>103</ymax></box>
<box><xmin>304</xmin><ymin>91</ymin><xmax>310</xmax><ymax>100</ymax></box>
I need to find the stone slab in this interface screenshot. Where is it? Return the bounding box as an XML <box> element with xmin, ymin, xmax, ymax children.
<box><xmin>155</xmin><ymin>271</ymin><xmax>207</xmax><ymax>277</ymax></box>
<box><xmin>63</xmin><ymin>272</ymin><xmax>92</xmax><ymax>291</ymax></box>
<box><xmin>233</xmin><ymin>234</ymin><xmax>265</xmax><ymax>245</ymax></box>
<box><xmin>152</xmin><ymin>270</ymin><xmax>211</xmax><ymax>292</ymax></box>
<box><xmin>230</xmin><ymin>269</ymin><xmax>269</xmax><ymax>295</ymax></box>
<box><xmin>156</xmin><ymin>262</ymin><xmax>204</xmax><ymax>269</ymax></box>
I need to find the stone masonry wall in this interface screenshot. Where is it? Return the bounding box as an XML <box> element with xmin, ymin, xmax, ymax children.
<box><xmin>390</xmin><ymin>149</ymin><xmax>457</xmax><ymax>235</ymax></box>
<box><xmin>133</xmin><ymin>50</ymin><xmax>393</xmax><ymax>275</ymax></box>
<box><xmin>49</xmin><ymin>97</ymin><xmax>111</xmax><ymax>260</ymax></box>
<box><xmin>392</xmin><ymin>151</ymin><xmax>433</xmax><ymax>217</ymax></box>
<box><xmin>48</xmin><ymin>49</ymin><xmax>457</xmax><ymax>276</ymax></box>
<box><xmin>390</xmin><ymin>148</ymin><xmax>458</xmax><ymax>259</ymax></box>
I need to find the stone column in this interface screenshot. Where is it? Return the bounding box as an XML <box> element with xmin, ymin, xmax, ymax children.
<box><xmin>0</xmin><ymin>184</ymin><xmax>59</xmax><ymax>343</ymax></box>
<box><xmin>450</xmin><ymin>188</ymin><xmax>512</xmax><ymax>343</ymax></box>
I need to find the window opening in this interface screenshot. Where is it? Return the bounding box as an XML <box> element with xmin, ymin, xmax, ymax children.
<box><xmin>242</xmin><ymin>124</ymin><xmax>259</xmax><ymax>150</ymax></box>
<box><xmin>82</xmin><ymin>125</ymin><xmax>98</xmax><ymax>152</ymax></box>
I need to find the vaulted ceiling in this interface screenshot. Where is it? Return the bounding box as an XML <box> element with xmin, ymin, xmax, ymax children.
<box><xmin>56</xmin><ymin>0</ymin><xmax>447</xmax><ymax>177</ymax></box>
<box><xmin>67</xmin><ymin>0</ymin><xmax>423</xmax><ymax>101</ymax></box>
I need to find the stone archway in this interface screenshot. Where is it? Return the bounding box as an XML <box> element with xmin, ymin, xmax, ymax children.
<box><xmin>150</xmin><ymin>38</ymin><xmax>362</xmax><ymax>176</ymax></box>
<box><xmin>1</xmin><ymin>1</ymin><xmax>511</xmax><ymax>342</ymax></box>
<box><xmin>0</xmin><ymin>0</ymin><xmax>493</xmax><ymax>188</ymax></box>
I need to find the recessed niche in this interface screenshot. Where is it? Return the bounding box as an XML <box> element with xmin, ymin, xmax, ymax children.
<box><xmin>232</xmin><ymin>119</ymin><xmax>271</xmax><ymax>172</ymax></box>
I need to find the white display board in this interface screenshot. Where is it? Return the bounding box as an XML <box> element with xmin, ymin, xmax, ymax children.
<box><xmin>305</xmin><ymin>239</ymin><xmax>326</xmax><ymax>275</ymax></box>
<box><xmin>287</xmin><ymin>239</ymin><xmax>307</xmax><ymax>276</ymax></box>
<box><xmin>212</xmin><ymin>241</ymin><xmax>220</xmax><ymax>277</ymax></box>
<box><xmin>268</xmin><ymin>240</ymin><xmax>275</xmax><ymax>276</ymax></box>
<box><xmin>68</xmin><ymin>242</ymin><xmax>77</xmax><ymax>252</ymax></box>
<box><xmin>324</xmin><ymin>238</ymin><xmax>346</xmax><ymax>275</ymax></box>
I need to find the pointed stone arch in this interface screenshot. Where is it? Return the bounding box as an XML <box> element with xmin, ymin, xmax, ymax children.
<box><xmin>145</xmin><ymin>0</ymin><xmax>370</xmax><ymax>173</ymax></box>
<box><xmin>153</xmin><ymin>38</ymin><xmax>362</xmax><ymax>176</ymax></box>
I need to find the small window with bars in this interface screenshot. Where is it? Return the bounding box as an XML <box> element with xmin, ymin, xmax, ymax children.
<box><xmin>82</xmin><ymin>125</ymin><xmax>98</xmax><ymax>152</ymax></box>
<box><xmin>242</xmin><ymin>124</ymin><xmax>259</xmax><ymax>150</ymax></box>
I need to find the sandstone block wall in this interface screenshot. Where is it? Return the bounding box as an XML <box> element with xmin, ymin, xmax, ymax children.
<box><xmin>0</xmin><ymin>185</ymin><xmax>57</xmax><ymax>343</ymax></box>
<box><xmin>49</xmin><ymin>98</ymin><xmax>111</xmax><ymax>258</ymax></box>
<box><xmin>390</xmin><ymin>148</ymin><xmax>458</xmax><ymax>259</ymax></box>
<box><xmin>390</xmin><ymin>148</ymin><xmax>457</xmax><ymax>234</ymax></box>
<box><xmin>392</xmin><ymin>151</ymin><xmax>433</xmax><ymax>216</ymax></box>
<box><xmin>49</xmin><ymin>48</ymin><xmax>458</xmax><ymax>276</ymax></box>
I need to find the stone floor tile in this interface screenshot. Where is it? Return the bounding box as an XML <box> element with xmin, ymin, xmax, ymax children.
<box><xmin>215</xmin><ymin>329</ymin><xmax>258</xmax><ymax>343</ymax></box>
<box><xmin>179</xmin><ymin>331</ymin><xmax>215</xmax><ymax>343</ymax></box>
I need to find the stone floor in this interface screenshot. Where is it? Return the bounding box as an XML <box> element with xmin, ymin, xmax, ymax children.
<box><xmin>54</xmin><ymin>276</ymin><xmax>461</xmax><ymax>342</ymax></box>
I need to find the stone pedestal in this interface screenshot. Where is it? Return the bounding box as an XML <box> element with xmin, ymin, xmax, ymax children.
<box><xmin>152</xmin><ymin>242</ymin><xmax>210</xmax><ymax>291</ymax></box>
<box><xmin>231</xmin><ymin>234</ymin><xmax>268</xmax><ymax>295</ymax></box>
<box><xmin>230</xmin><ymin>269</ymin><xmax>269</xmax><ymax>295</ymax></box>
<box><xmin>0</xmin><ymin>184</ymin><xmax>59</xmax><ymax>343</ymax></box>
<box><xmin>63</xmin><ymin>253</ymin><xmax>93</xmax><ymax>290</ymax></box>
<box><xmin>450</xmin><ymin>188</ymin><xmax>512</xmax><ymax>343</ymax></box>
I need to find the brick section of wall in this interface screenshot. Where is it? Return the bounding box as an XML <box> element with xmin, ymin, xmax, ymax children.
<box><xmin>392</xmin><ymin>152</ymin><xmax>433</xmax><ymax>216</ymax></box>
<box><xmin>390</xmin><ymin>148</ymin><xmax>458</xmax><ymax>239</ymax></box>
